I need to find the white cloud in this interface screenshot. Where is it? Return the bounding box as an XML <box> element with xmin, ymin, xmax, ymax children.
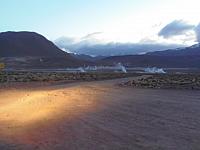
<box><xmin>54</xmin><ymin>32</ymin><xmax>184</xmax><ymax>56</ymax></box>
<box><xmin>81</xmin><ymin>32</ymin><xmax>103</xmax><ymax>40</ymax></box>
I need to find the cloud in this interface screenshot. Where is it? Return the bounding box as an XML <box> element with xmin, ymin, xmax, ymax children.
<box><xmin>195</xmin><ymin>23</ymin><xmax>200</xmax><ymax>43</ymax></box>
<box><xmin>158</xmin><ymin>20</ymin><xmax>195</xmax><ymax>38</ymax></box>
<box><xmin>54</xmin><ymin>32</ymin><xmax>106</xmax><ymax>51</ymax></box>
<box><xmin>55</xmin><ymin>40</ymin><xmax>183</xmax><ymax>56</ymax></box>
<box><xmin>55</xmin><ymin>32</ymin><xmax>185</xmax><ymax>56</ymax></box>
<box><xmin>81</xmin><ymin>32</ymin><xmax>103</xmax><ymax>40</ymax></box>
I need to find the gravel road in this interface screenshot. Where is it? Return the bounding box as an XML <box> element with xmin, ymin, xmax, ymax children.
<box><xmin>0</xmin><ymin>77</ymin><xmax>200</xmax><ymax>150</ymax></box>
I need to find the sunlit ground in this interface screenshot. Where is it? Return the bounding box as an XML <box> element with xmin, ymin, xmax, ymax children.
<box><xmin>0</xmin><ymin>84</ymin><xmax>103</xmax><ymax>144</ymax></box>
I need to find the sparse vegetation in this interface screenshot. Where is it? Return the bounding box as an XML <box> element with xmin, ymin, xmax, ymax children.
<box><xmin>121</xmin><ymin>74</ymin><xmax>200</xmax><ymax>90</ymax></box>
<box><xmin>0</xmin><ymin>71</ymin><xmax>139</xmax><ymax>83</ymax></box>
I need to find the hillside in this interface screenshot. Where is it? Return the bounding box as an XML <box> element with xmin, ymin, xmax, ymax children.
<box><xmin>98</xmin><ymin>44</ymin><xmax>200</xmax><ymax>68</ymax></box>
<box><xmin>99</xmin><ymin>55</ymin><xmax>200</xmax><ymax>68</ymax></box>
<box><xmin>147</xmin><ymin>44</ymin><xmax>200</xmax><ymax>56</ymax></box>
<box><xmin>0</xmin><ymin>32</ymin><xmax>87</xmax><ymax>68</ymax></box>
<box><xmin>0</xmin><ymin>31</ymin><xmax>67</xmax><ymax>57</ymax></box>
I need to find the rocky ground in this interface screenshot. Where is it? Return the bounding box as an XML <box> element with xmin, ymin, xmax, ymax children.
<box><xmin>0</xmin><ymin>71</ymin><xmax>139</xmax><ymax>83</ymax></box>
<box><xmin>121</xmin><ymin>74</ymin><xmax>200</xmax><ymax>90</ymax></box>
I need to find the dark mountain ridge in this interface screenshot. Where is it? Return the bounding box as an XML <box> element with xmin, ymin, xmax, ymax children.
<box><xmin>0</xmin><ymin>31</ymin><xmax>89</xmax><ymax>68</ymax></box>
<box><xmin>0</xmin><ymin>31</ymin><xmax>67</xmax><ymax>57</ymax></box>
<box><xmin>99</xmin><ymin>44</ymin><xmax>200</xmax><ymax>68</ymax></box>
<box><xmin>147</xmin><ymin>44</ymin><xmax>200</xmax><ymax>56</ymax></box>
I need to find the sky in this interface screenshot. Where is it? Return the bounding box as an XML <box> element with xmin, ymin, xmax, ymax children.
<box><xmin>0</xmin><ymin>0</ymin><xmax>200</xmax><ymax>45</ymax></box>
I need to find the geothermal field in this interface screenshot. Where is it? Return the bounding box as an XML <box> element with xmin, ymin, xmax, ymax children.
<box><xmin>1</xmin><ymin>0</ymin><xmax>200</xmax><ymax>149</ymax></box>
<box><xmin>0</xmin><ymin>73</ymin><xmax>200</xmax><ymax>150</ymax></box>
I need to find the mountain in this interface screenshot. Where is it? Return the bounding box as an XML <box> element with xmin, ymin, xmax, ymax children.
<box><xmin>70</xmin><ymin>53</ymin><xmax>106</xmax><ymax>62</ymax></box>
<box><xmin>1</xmin><ymin>31</ymin><xmax>199</xmax><ymax>69</ymax></box>
<box><xmin>147</xmin><ymin>44</ymin><xmax>200</xmax><ymax>56</ymax></box>
<box><xmin>0</xmin><ymin>31</ymin><xmax>88</xmax><ymax>68</ymax></box>
<box><xmin>99</xmin><ymin>55</ymin><xmax>200</xmax><ymax>68</ymax></box>
<box><xmin>0</xmin><ymin>31</ymin><xmax>67</xmax><ymax>57</ymax></box>
<box><xmin>67</xmin><ymin>43</ymin><xmax>184</xmax><ymax>56</ymax></box>
<box><xmin>99</xmin><ymin>44</ymin><xmax>200</xmax><ymax>68</ymax></box>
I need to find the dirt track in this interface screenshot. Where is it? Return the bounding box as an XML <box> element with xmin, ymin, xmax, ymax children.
<box><xmin>0</xmin><ymin>77</ymin><xmax>200</xmax><ymax>150</ymax></box>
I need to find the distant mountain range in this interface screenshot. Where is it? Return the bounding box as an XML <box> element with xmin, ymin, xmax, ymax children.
<box><xmin>0</xmin><ymin>31</ymin><xmax>199</xmax><ymax>69</ymax></box>
<box><xmin>70</xmin><ymin>53</ymin><xmax>106</xmax><ymax>62</ymax></box>
<box><xmin>99</xmin><ymin>44</ymin><xmax>200</xmax><ymax>68</ymax></box>
<box><xmin>147</xmin><ymin>44</ymin><xmax>200</xmax><ymax>56</ymax></box>
<box><xmin>54</xmin><ymin>37</ymin><xmax>183</xmax><ymax>56</ymax></box>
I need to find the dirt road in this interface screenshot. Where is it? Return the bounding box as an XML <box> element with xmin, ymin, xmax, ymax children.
<box><xmin>0</xmin><ymin>77</ymin><xmax>200</xmax><ymax>150</ymax></box>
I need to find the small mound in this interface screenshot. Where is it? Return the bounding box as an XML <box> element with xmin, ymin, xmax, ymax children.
<box><xmin>122</xmin><ymin>74</ymin><xmax>200</xmax><ymax>90</ymax></box>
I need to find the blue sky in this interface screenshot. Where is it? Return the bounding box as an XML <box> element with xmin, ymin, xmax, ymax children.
<box><xmin>1</xmin><ymin>0</ymin><xmax>140</xmax><ymax>37</ymax></box>
<box><xmin>1</xmin><ymin>0</ymin><xmax>199</xmax><ymax>44</ymax></box>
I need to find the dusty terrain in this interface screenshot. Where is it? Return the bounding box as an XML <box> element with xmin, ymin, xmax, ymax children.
<box><xmin>0</xmin><ymin>77</ymin><xmax>200</xmax><ymax>150</ymax></box>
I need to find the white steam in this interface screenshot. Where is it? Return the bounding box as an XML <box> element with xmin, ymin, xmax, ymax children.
<box><xmin>144</xmin><ymin>67</ymin><xmax>166</xmax><ymax>74</ymax></box>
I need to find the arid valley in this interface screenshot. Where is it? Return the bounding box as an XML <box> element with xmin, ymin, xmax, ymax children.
<box><xmin>1</xmin><ymin>1</ymin><xmax>200</xmax><ymax>149</ymax></box>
